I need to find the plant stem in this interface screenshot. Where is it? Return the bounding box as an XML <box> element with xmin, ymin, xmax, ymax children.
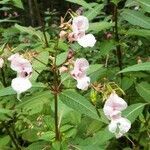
<box><xmin>53</xmin><ymin>38</ymin><xmax>60</xmax><ymax>140</ymax></box>
<box><xmin>1</xmin><ymin>68</ymin><xmax>7</xmax><ymax>87</ymax></box>
<box><xmin>114</xmin><ymin>5</ymin><xmax>123</xmax><ymax>78</ymax></box>
<box><xmin>54</xmin><ymin>91</ymin><xmax>60</xmax><ymax>140</ymax></box>
<box><xmin>33</xmin><ymin>0</ymin><xmax>49</xmax><ymax>47</ymax></box>
<box><xmin>2</xmin><ymin>122</ymin><xmax>21</xmax><ymax>150</ymax></box>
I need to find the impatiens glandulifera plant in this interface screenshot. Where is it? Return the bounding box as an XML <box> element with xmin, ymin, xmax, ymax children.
<box><xmin>0</xmin><ymin>0</ymin><xmax>149</xmax><ymax>149</ymax></box>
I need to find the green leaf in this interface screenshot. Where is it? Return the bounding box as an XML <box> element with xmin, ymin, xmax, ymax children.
<box><xmin>0</xmin><ymin>87</ymin><xmax>15</xmax><ymax>97</ymax></box>
<box><xmin>56</xmin><ymin>52</ymin><xmax>68</xmax><ymax>66</ymax></box>
<box><xmin>122</xmin><ymin>103</ymin><xmax>146</xmax><ymax>123</ymax></box>
<box><xmin>99</xmin><ymin>40</ymin><xmax>116</xmax><ymax>56</ymax></box>
<box><xmin>12</xmin><ymin>0</ymin><xmax>24</xmax><ymax>9</ymax></box>
<box><xmin>119</xmin><ymin>62</ymin><xmax>150</xmax><ymax>73</ymax></box>
<box><xmin>31</xmin><ymin>51</ymin><xmax>49</xmax><ymax>81</ymax></box>
<box><xmin>66</xmin><ymin>0</ymin><xmax>92</xmax><ymax>9</ymax></box>
<box><xmin>87</xmin><ymin>64</ymin><xmax>106</xmax><ymax>82</ymax></box>
<box><xmin>0</xmin><ymin>136</ymin><xmax>10</xmax><ymax>146</ymax></box>
<box><xmin>0</xmin><ymin>108</ymin><xmax>12</xmax><ymax>115</ymax></box>
<box><xmin>15</xmin><ymin>24</ymin><xmax>49</xmax><ymax>43</ymax></box>
<box><xmin>121</xmin><ymin>9</ymin><xmax>150</xmax><ymax>29</ymax></box>
<box><xmin>16</xmin><ymin>91</ymin><xmax>52</xmax><ymax>115</ymax></box>
<box><xmin>136</xmin><ymin>82</ymin><xmax>150</xmax><ymax>102</ymax></box>
<box><xmin>89</xmin><ymin>22</ymin><xmax>114</xmax><ymax>33</ymax></box>
<box><xmin>76</xmin><ymin>127</ymin><xmax>114</xmax><ymax>147</ymax></box>
<box><xmin>59</xmin><ymin>90</ymin><xmax>99</xmax><ymax>120</ymax></box>
<box><xmin>125</xmin><ymin>28</ymin><xmax>150</xmax><ymax>37</ymax></box>
<box><xmin>137</xmin><ymin>0</ymin><xmax>150</xmax><ymax>13</ymax></box>
<box><xmin>85</xmin><ymin>4</ymin><xmax>104</xmax><ymax>21</ymax></box>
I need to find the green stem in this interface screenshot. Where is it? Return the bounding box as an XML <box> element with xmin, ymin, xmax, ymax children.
<box><xmin>2</xmin><ymin>122</ymin><xmax>21</xmax><ymax>150</ymax></box>
<box><xmin>1</xmin><ymin>68</ymin><xmax>7</xmax><ymax>87</ymax></box>
<box><xmin>53</xmin><ymin>38</ymin><xmax>60</xmax><ymax>141</ymax></box>
<box><xmin>114</xmin><ymin>6</ymin><xmax>123</xmax><ymax>76</ymax></box>
<box><xmin>33</xmin><ymin>0</ymin><xmax>49</xmax><ymax>47</ymax></box>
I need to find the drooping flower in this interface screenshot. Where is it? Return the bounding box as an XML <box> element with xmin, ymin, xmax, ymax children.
<box><xmin>8</xmin><ymin>53</ymin><xmax>32</xmax><ymax>98</ymax></box>
<box><xmin>103</xmin><ymin>92</ymin><xmax>127</xmax><ymax>120</ymax></box>
<box><xmin>8</xmin><ymin>53</ymin><xmax>32</xmax><ymax>75</ymax></box>
<box><xmin>71</xmin><ymin>58</ymin><xmax>90</xmax><ymax>90</ymax></box>
<box><xmin>108</xmin><ymin>117</ymin><xmax>131</xmax><ymax>138</ymax></box>
<box><xmin>103</xmin><ymin>92</ymin><xmax>131</xmax><ymax>138</ymax></box>
<box><xmin>71</xmin><ymin>16</ymin><xmax>96</xmax><ymax>47</ymax></box>
<box><xmin>0</xmin><ymin>58</ymin><xmax>4</xmax><ymax>68</ymax></box>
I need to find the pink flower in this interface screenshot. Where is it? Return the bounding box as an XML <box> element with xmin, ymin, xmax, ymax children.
<box><xmin>72</xmin><ymin>16</ymin><xmax>89</xmax><ymax>34</ymax></box>
<box><xmin>103</xmin><ymin>92</ymin><xmax>127</xmax><ymax>120</ymax></box>
<box><xmin>8</xmin><ymin>53</ymin><xmax>32</xmax><ymax>97</ymax></box>
<box><xmin>108</xmin><ymin>117</ymin><xmax>131</xmax><ymax>138</ymax></box>
<box><xmin>103</xmin><ymin>92</ymin><xmax>131</xmax><ymax>138</ymax></box>
<box><xmin>71</xmin><ymin>58</ymin><xmax>90</xmax><ymax>90</ymax></box>
<box><xmin>71</xmin><ymin>16</ymin><xmax>96</xmax><ymax>47</ymax></box>
<box><xmin>0</xmin><ymin>58</ymin><xmax>4</xmax><ymax>68</ymax></box>
<box><xmin>8</xmin><ymin>53</ymin><xmax>32</xmax><ymax>75</ymax></box>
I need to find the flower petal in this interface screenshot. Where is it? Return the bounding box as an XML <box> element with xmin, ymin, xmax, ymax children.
<box><xmin>72</xmin><ymin>16</ymin><xmax>89</xmax><ymax>33</ymax></box>
<box><xmin>11</xmin><ymin>77</ymin><xmax>32</xmax><ymax>94</ymax></box>
<box><xmin>77</xmin><ymin>76</ymin><xmax>90</xmax><ymax>90</ymax></box>
<box><xmin>77</xmin><ymin>34</ymin><xmax>96</xmax><ymax>47</ymax></box>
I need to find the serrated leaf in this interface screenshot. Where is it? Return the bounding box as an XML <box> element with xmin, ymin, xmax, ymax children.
<box><xmin>136</xmin><ymin>82</ymin><xmax>150</xmax><ymax>102</ymax></box>
<box><xmin>89</xmin><ymin>22</ymin><xmax>114</xmax><ymax>33</ymax></box>
<box><xmin>137</xmin><ymin>0</ymin><xmax>150</xmax><ymax>13</ymax></box>
<box><xmin>85</xmin><ymin>4</ymin><xmax>104</xmax><ymax>21</ymax></box>
<box><xmin>0</xmin><ymin>87</ymin><xmax>15</xmax><ymax>97</ymax></box>
<box><xmin>56</xmin><ymin>52</ymin><xmax>68</xmax><ymax>66</ymax></box>
<box><xmin>59</xmin><ymin>90</ymin><xmax>99</xmax><ymax>120</ymax></box>
<box><xmin>125</xmin><ymin>28</ymin><xmax>150</xmax><ymax>37</ymax></box>
<box><xmin>76</xmin><ymin>127</ymin><xmax>113</xmax><ymax>147</ymax></box>
<box><xmin>16</xmin><ymin>91</ymin><xmax>52</xmax><ymax>115</ymax></box>
<box><xmin>31</xmin><ymin>51</ymin><xmax>49</xmax><ymax>81</ymax></box>
<box><xmin>12</xmin><ymin>0</ymin><xmax>24</xmax><ymax>9</ymax></box>
<box><xmin>121</xmin><ymin>9</ymin><xmax>150</xmax><ymax>29</ymax></box>
<box><xmin>119</xmin><ymin>62</ymin><xmax>150</xmax><ymax>73</ymax></box>
<box><xmin>99</xmin><ymin>40</ymin><xmax>116</xmax><ymax>56</ymax></box>
<box><xmin>66</xmin><ymin>0</ymin><xmax>92</xmax><ymax>9</ymax></box>
<box><xmin>122</xmin><ymin>103</ymin><xmax>146</xmax><ymax>123</ymax></box>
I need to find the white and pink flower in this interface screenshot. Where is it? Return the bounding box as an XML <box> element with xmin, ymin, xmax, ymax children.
<box><xmin>103</xmin><ymin>92</ymin><xmax>131</xmax><ymax>138</ymax></box>
<box><xmin>70</xmin><ymin>16</ymin><xmax>96</xmax><ymax>47</ymax></box>
<box><xmin>8</xmin><ymin>53</ymin><xmax>32</xmax><ymax>97</ymax></box>
<box><xmin>103</xmin><ymin>92</ymin><xmax>127</xmax><ymax>120</ymax></box>
<box><xmin>71</xmin><ymin>58</ymin><xmax>90</xmax><ymax>90</ymax></box>
<box><xmin>8</xmin><ymin>53</ymin><xmax>32</xmax><ymax>75</ymax></box>
<box><xmin>108</xmin><ymin>117</ymin><xmax>131</xmax><ymax>138</ymax></box>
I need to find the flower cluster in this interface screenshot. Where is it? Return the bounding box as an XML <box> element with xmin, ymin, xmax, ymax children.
<box><xmin>60</xmin><ymin>15</ymin><xmax>96</xmax><ymax>48</ymax></box>
<box><xmin>103</xmin><ymin>92</ymin><xmax>131</xmax><ymax>138</ymax></box>
<box><xmin>8</xmin><ymin>53</ymin><xmax>32</xmax><ymax>99</ymax></box>
<box><xmin>69</xmin><ymin>16</ymin><xmax>96</xmax><ymax>47</ymax></box>
<box><xmin>71</xmin><ymin>58</ymin><xmax>90</xmax><ymax>90</ymax></box>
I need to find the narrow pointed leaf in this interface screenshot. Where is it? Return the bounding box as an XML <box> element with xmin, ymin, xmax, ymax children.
<box><xmin>59</xmin><ymin>90</ymin><xmax>99</xmax><ymax>120</ymax></box>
